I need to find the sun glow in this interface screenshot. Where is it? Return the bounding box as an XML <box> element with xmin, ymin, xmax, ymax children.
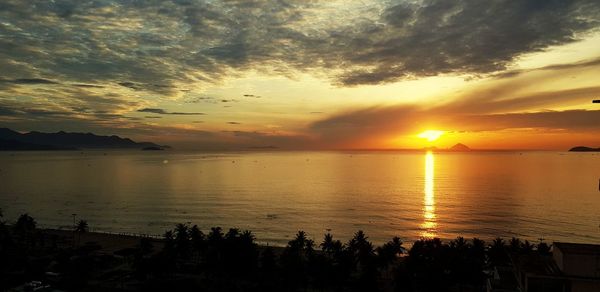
<box><xmin>418</xmin><ymin>130</ymin><xmax>445</xmax><ymax>142</ymax></box>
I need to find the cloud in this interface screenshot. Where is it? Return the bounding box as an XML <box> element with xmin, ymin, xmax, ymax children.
<box><xmin>1</xmin><ymin>0</ymin><xmax>599</xmax><ymax>150</ymax></box>
<box><xmin>333</xmin><ymin>0</ymin><xmax>600</xmax><ymax>85</ymax></box>
<box><xmin>0</xmin><ymin>78</ymin><xmax>58</xmax><ymax>85</ymax></box>
<box><xmin>137</xmin><ymin>108</ymin><xmax>205</xmax><ymax>115</ymax></box>
<box><xmin>493</xmin><ymin>58</ymin><xmax>600</xmax><ymax>79</ymax></box>
<box><xmin>184</xmin><ymin>96</ymin><xmax>215</xmax><ymax>103</ymax></box>
<box><xmin>1</xmin><ymin>0</ymin><xmax>599</xmax><ymax>94</ymax></box>
<box><xmin>227</xmin><ymin>122</ymin><xmax>241</xmax><ymax>125</ymax></box>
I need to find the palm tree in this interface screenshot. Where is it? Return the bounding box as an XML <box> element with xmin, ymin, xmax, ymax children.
<box><xmin>75</xmin><ymin>220</ymin><xmax>88</xmax><ymax>246</ymax></box>
<box><xmin>14</xmin><ymin>213</ymin><xmax>36</xmax><ymax>247</ymax></box>
<box><xmin>509</xmin><ymin>237</ymin><xmax>521</xmax><ymax>252</ymax></box>
<box><xmin>491</xmin><ymin>237</ymin><xmax>505</xmax><ymax>250</ymax></box>
<box><xmin>15</xmin><ymin>213</ymin><xmax>36</xmax><ymax>234</ymax></box>
<box><xmin>377</xmin><ymin>236</ymin><xmax>405</xmax><ymax>268</ymax></box>
<box><xmin>208</xmin><ymin>227</ymin><xmax>224</xmax><ymax>244</ymax></box>
<box><xmin>225</xmin><ymin>228</ymin><xmax>240</xmax><ymax>240</ymax></box>
<box><xmin>472</xmin><ymin>238</ymin><xmax>485</xmax><ymax>253</ymax></box>
<box><xmin>75</xmin><ymin>220</ymin><xmax>89</xmax><ymax>232</ymax></box>
<box><xmin>537</xmin><ymin>240</ymin><xmax>551</xmax><ymax>255</ymax></box>
<box><xmin>451</xmin><ymin>236</ymin><xmax>469</xmax><ymax>250</ymax></box>
<box><xmin>281</xmin><ymin>230</ymin><xmax>312</xmax><ymax>290</ymax></box>
<box><xmin>240</xmin><ymin>230</ymin><xmax>255</xmax><ymax>246</ymax></box>
<box><xmin>163</xmin><ymin>230</ymin><xmax>175</xmax><ymax>255</ymax></box>
<box><xmin>189</xmin><ymin>225</ymin><xmax>205</xmax><ymax>261</ymax></box>
<box><xmin>489</xmin><ymin>237</ymin><xmax>506</xmax><ymax>265</ymax></box>
<box><xmin>174</xmin><ymin>223</ymin><xmax>190</xmax><ymax>259</ymax></box>
<box><xmin>521</xmin><ymin>240</ymin><xmax>534</xmax><ymax>253</ymax></box>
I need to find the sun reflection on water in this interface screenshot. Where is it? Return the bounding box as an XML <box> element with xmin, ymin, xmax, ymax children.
<box><xmin>421</xmin><ymin>151</ymin><xmax>437</xmax><ymax>238</ymax></box>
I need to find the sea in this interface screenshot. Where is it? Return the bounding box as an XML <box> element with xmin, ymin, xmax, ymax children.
<box><xmin>1</xmin><ymin>150</ymin><xmax>599</xmax><ymax>246</ymax></box>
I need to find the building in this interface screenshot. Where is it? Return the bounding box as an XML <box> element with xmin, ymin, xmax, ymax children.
<box><xmin>552</xmin><ymin>242</ymin><xmax>600</xmax><ymax>292</ymax></box>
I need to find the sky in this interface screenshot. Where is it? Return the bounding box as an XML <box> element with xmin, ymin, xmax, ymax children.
<box><xmin>1</xmin><ymin>0</ymin><xmax>599</xmax><ymax>150</ymax></box>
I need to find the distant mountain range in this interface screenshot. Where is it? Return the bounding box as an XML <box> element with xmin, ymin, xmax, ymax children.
<box><xmin>0</xmin><ymin>128</ymin><xmax>166</xmax><ymax>150</ymax></box>
<box><xmin>568</xmin><ymin>146</ymin><xmax>600</xmax><ymax>152</ymax></box>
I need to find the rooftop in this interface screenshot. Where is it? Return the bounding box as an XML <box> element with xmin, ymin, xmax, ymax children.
<box><xmin>554</xmin><ymin>242</ymin><xmax>600</xmax><ymax>255</ymax></box>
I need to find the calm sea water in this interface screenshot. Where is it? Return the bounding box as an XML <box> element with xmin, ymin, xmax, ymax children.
<box><xmin>1</xmin><ymin>150</ymin><xmax>599</xmax><ymax>246</ymax></box>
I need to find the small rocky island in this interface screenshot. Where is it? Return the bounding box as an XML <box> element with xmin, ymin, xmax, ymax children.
<box><xmin>569</xmin><ymin>146</ymin><xmax>600</xmax><ymax>152</ymax></box>
<box><xmin>449</xmin><ymin>143</ymin><xmax>471</xmax><ymax>151</ymax></box>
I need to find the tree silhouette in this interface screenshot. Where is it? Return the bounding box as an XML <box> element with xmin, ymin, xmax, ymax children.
<box><xmin>74</xmin><ymin>220</ymin><xmax>88</xmax><ymax>246</ymax></box>
<box><xmin>163</xmin><ymin>230</ymin><xmax>175</xmax><ymax>256</ymax></box>
<box><xmin>174</xmin><ymin>223</ymin><xmax>190</xmax><ymax>259</ymax></box>
<box><xmin>14</xmin><ymin>213</ymin><xmax>36</xmax><ymax>248</ymax></box>
<box><xmin>509</xmin><ymin>237</ymin><xmax>521</xmax><ymax>252</ymax></box>
<box><xmin>521</xmin><ymin>240</ymin><xmax>534</xmax><ymax>254</ymax></box>
<box><xmin>537</xmin><ymin>240</ymin><xmax>551</xmax><ymax>255</ymax></box>
<box><xmin>280</xmin><ymin>230</ymin><xmax>312</xmax><ymax>290</ymax></box>
<box><xmin>189</xmin><ymin>224</ymin><xmax>205</xmax><ymax>262</ymax></box>
<box><xmin>348</xmin><ymin>230</ymin><xmax>378</xmax><ymax>290</ymax></box>
<box><xmin>489</xmin><ymin>237</ymin><xmax>506</xmax><ymax>265</ymax></box>
<box><xmin>377</xmin><ymin>236</ymin><xmax>405</xmax><ymax>268</ymax></box>
<box><xmin>14</xmin><ymin>213</ymin><xmax>36</xmax><ymax>234</ymax></box>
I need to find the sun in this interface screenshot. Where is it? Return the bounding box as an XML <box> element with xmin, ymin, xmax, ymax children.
<box><xmin>418</xmin><ymin>130</ymin><xmax>445</xmax><ymax>142</ymax></box>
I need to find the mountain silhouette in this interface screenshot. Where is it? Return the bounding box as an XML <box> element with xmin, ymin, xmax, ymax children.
<box><xmin>449</xmin><ymin>143</ymin><xmax>471</xmax><ymax>151</ymax></box>
<box><xmin>0</xmin><ymin>128</ymin><xmax>165</xmax><ymax>150</ymax></box>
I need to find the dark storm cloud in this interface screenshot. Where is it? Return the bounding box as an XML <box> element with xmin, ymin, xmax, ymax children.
<box><xmin>1</xmin><ymin>0</ymin><xmax>599</xmax><ymax>92</ymax></box>
<box><xmin>137</xmin><ymin>108</ymin><xmax>205</xmax><ymax>115</ymax></box>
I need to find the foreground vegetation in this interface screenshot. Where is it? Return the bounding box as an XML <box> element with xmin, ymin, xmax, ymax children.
<box><xmin>0</xmin><ymin>210</ymin><xmax>552</xmax><ymax>291</ymax></box>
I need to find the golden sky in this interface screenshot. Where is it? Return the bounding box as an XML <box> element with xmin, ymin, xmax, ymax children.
<box><xmin>1</xmin><ymin>0</ymin><xmax>599</xmax><ymax>150</ymax></box>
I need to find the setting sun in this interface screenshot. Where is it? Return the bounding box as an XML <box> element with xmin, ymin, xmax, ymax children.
<box><xmin>418</xmin><ymin>130</ymin><xmax>445</xmax><ymax>142</ymax></box>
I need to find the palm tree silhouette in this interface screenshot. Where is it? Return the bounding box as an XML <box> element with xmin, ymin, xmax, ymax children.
<box><xmin>509</xmin><ymin>237</ymin><xmax>521</xmax><ymax>252</ymax></box>
<box><xmin>174</xmin><ymin>223</ymin><xmax>190</xmax><ymax>259</ymax></box>
<box><xmin>489</xmin><ymin>237</ymin><xmax>506</xmax><ymax>265</ymax></box>
<box><xmin>163</xmin><ymin>230</ymin><xmax>175</xmax><ymax>256</ymax></box>
<box><xmin>537</xmin><ymin>240</ymin><xmax>551</xmax><ymax>255</ymax></box>
<box><xmin>521</xmin><ymin>240</ymin><xmax>534</xmax><ymax>253</ymax></box>
<box><xmin>14</xmin><ymin>213</ymin><xmax>36</xmax><ymax>248</ymax></box>
<box><xmin>377</xmin><ymin>236</ymin><xmax>405</xmax><ymax>268</ymax></box>
<box><xmin>75</xmin><ymin>220</ymin><xmax>88</xmax><ymax>246</ymax></box>
<box><xmin>189</xmin><ymin>225</ymin><xmax>205</xmax><ymax>262</ymax></box>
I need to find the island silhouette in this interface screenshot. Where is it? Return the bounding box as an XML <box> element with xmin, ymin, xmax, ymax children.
<box><xmin>569</xmin><ymin>146</ymin><xmax>600</xmax><ymax>152</ymax></box>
